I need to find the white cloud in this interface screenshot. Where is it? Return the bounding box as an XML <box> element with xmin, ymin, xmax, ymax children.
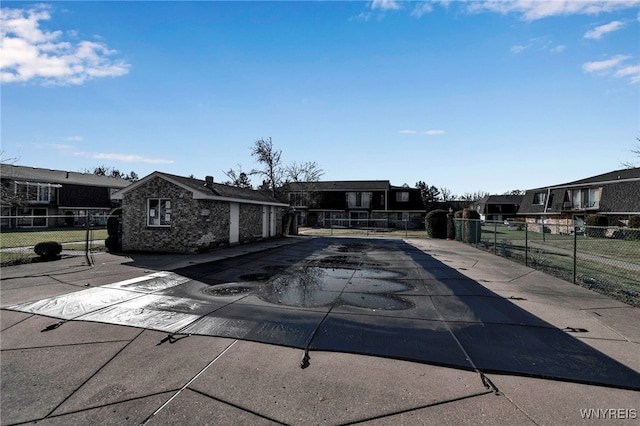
<box><xmin>424</xmin><ymin>130</ymin><xmax>445</xmax><ymax>135</ymax></box>
<box><xmin>583</xmin><ymin>55</ymin><xmax>639</xmax><ymax>84</ymax></box>
<box><xmin>511</xmin><ymin>44</ymin><xmax>530</xmax><ymax>54</ymax></box>
<box><xmin>85</xmin><ymin>152</ymin><xmax>174</xmax><ymax>164</ymax></box>
<box><xmin>370</xmin><ymin>0</ymin><xmax>402</xmax><ymax>11</ymax></box>
<box><xmin>0</xmin><ymin>5</ymin><xmax>130</xmax><ymax>85</ymax></box>
<box><xmin>614</xmin><ymin>64</ymin><xmax>640</xmax><ymax>83</ymax></box>
<box><xmin>511</xmin><ymin>38</ymin><xmax>565</xmax><ymax>55</ymax></box>
<box><xmin>583</xmin><ymin>54</ymin><xmax>630</xmax><ymax>72</ymax></box>
<box><xmin>467</xmin><ymin>0</ymin><xmax>640</xmax><ymax>21</ymax></box>
<box><xmin>411</xmin><ymin>2</ymin><xmax>434</xmax><ymax>18</ymax></box>
<box><xmin>399</xmin><ymin>129</ymin><xmax>417</xmax><ymax>134</ymax></box>
<box><xmin>584</xmin><ymin>20</ymin><xmax>625</xmax><ymax>39</ymax></box>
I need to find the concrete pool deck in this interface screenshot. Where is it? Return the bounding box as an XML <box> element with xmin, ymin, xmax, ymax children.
<box><xmin>1</xmin><ymin>236</ymin><xmax>638</xmax><ymax>425</ymax></box>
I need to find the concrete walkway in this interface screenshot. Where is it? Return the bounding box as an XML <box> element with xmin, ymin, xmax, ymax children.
<box><xmin>1</xmin><ymin>236</ymin><xmax>638</xmax><ymax>425</ymax></box>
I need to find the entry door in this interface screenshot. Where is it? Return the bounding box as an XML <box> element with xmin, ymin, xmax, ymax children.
<box><xmin>229</xmin><ymin>203</ymin><xmax>240</xmax><ymax>244</ymax></box>
<box><xmin>270</xmin><ymin>206</ymin><xmax>277</xmax><ymax>237</ymax></box>
<box><xmin>262</xmin><ymin>206</ymin><xmax>269</xmax><ymax>238</ymax></box>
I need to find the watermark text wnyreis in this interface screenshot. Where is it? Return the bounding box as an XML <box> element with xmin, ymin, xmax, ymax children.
<box><xmin>580</xmin><ymin>409</ymin><xmax>637</xmax><ymax>420</ymax></box>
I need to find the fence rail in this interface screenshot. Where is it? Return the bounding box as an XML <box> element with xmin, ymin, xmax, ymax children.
<box><xmin>316</xmin><ymin>218</ymin><xmax>412</xmax><ymax>237</ymax></box>
<box><xmin>454</xmin><ymin>219</ymin><xmax>640</xmax><ymax>306</ymax></box>
<box><xmin>0</xmin><ymin>215</ymin><xmax>107</xmax><ymax>265</ymax></box>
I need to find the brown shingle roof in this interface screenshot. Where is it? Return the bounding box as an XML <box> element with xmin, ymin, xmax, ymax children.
<box><xmin>1</xmin><ymin>164</ymin><xmax>131</xmax><ymax>188</ymax></box>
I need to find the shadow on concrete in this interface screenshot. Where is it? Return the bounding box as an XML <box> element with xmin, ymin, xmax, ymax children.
<box><xmin>7</xmin><ymin>237</ymin><xmax>640</xmax><ymax>391</ymax></box>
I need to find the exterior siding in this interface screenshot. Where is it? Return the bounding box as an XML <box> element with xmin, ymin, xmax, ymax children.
<box><xmin>239</xmin><ymin>203</ymin><xmax>264</xmax><ymax>242</ymax></box>
<box><xmin>287</xmin><ymin>181</ymin><xmax>425</xmax><ymax>230</ymax></box>
<box><xmin>120</xmin><ymin>176</ymin><xmax>284</xmax><ymax>253</ymax></box>
<box><xmin>518</xmin><ymin>169</ymin><xmax>640</xmax><ymax>234</ymax></box>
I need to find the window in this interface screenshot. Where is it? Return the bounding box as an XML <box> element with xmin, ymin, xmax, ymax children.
<box><xmin>533</xmin><ymin>192</ymin><xmax>546</xmax><ymax>205</ymax></box>
<box><xmin>546</xmin><ymin>193</ymin><xmax>554</xmax><ymax>210</ymax></box>
<box><xmin>396</xmin><ymin>192</ymin><xmax>409</xmax><ymax>202</ymax></box>
<box><xmin>289</xmin><ymin>192</ymin><xmax>308</xmax><ymax>207</ymax></box>
<box><xmin>568</xmin><ymin>187</ymin><xmax>602</xmax><ymax>209</ymax></box>
<box><xmin>587</xmin><ymin>187</ymin><xmax>601</xmax><ymax>208</ymax></box>
<box><xmin>17</xmin><ymin>208</ymin><xmax>47</xmax><ymax>227</ymax></box>
<box><xmin>16</xmin><ymin>182</ymin><xmax>55</xmax><ymax>203</ymax></box>
<box><xmin>147</xmin><ymin>199</ymin><xmax>171</xmax><ymax>227</ymax></box>
<box><xmin>346</xmin><ymin>192</ymin><xmax>371</xmax><ymax>208</ymax></box>
<box><xmin>396</xmin><ymin>212</ymin><xmax>409</xmax><ymax>221</ymax></box>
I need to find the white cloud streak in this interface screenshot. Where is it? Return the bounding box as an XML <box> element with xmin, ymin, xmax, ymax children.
<box><xmin>0</xmin><ymin>5</ymin><xmax>130</xmax><ymax>85</ymax></box>
<box><xmin>583</xmin><ymin>55</ymin><xmax>639</xmax><ymax>84</ymax></box>
<box><xmin>583</xmin><ymin>55</ymin><xmax>630</xmax><ymax>72</ymax></box>
<box><xmin>424</xmin><ymin>130</ymin><xmax>445</xmax><ymax>135</ymax></box>
<box><xmin>614</xmin><ymin>64</ymin><xmax>640</xmax><ymax>83</ymax></box>
<box><xmin>584</xmin><ymin>20</ymin><xmax>625</xmax><ymax>39</ymax></box>
<box><xmin>82</xmin><ymin>152</ymin><xmax>174</xmax><ymax>164</ymax></box>
<box><xmin>411</xmin><ymin>2</ymin><xmax>434</xmax><ymax>18</ymax></box>
<box><xmin>370</xmin><ymin>0</ymin><xmax>402</xmax><ymax>11</ymax></box>
<box><xmin>467</xmin><ymin>0</ymin><xmax>640</xmax><ymax>21</ymax></box>
<box><xmin>511</xmin><ymin>44</ymin><xmax>530</xmax><ymax>54</ymax></box>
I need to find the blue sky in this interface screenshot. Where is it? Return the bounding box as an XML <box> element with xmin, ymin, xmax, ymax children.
<box><xmin>2</xmin><ymin>1</ymin><xmax>639</xmax><ymax>196</ymax></box>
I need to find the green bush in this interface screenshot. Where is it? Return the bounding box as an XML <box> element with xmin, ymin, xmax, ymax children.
<box><xmin>460</xmin><ymin>208</ymin><xmax>482</xmax><ymax>243</ymax></box>
<box><xmin>107</xmin><ymin>207</ymin><xmax>122</xmax><ymax>236</ymax></box>
<box><xmin>34</xmin><ymin>241</ymin><xmax>62</xmax><ymax>258</ymax></box>
<box><xmin>425</xmin><ymin>209</ymin><xmax>448</xmax><ymax>239</ymax></box>
<box><xmin>105</xmin><ymin>208</ymin><xmax>122</xmax><ymax>252</ymax></box>
<box><xmin>462</xmin><ymin>208</ymin><xmax>481</xmax><ymax>219</ymax></box>
<box><xmin>105</xmin><ymin>236</ymin><xmax>120</xmax><ymax>252</ymax></box>
<box><xmin>628</xmin><ymin>215</ymin><xmax>640</xmax><ymax>229</ymax></box>
<box><xmin>585</xmin><ymin>214</ymin><xmax>607</xmax><ymax>238</ymax></box>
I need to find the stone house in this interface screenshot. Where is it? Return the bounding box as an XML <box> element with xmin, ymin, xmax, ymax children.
<box><xmin>111</xmin><ymin>172</ymin><xmax>288</xmax><ymax>253</ymax></box>
<box><xmin>517</xmin><ymin>167</ymin><xmax>640</xmax><ymax>234</ymax></box>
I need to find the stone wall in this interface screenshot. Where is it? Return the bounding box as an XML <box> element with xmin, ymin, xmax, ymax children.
<box><xmin>239</xmin><ymin>204</ymin><xmax>263</xmax><ymax>242</ymax></box>
<box><xmin>121</xmin><ymin>177</ymin><xmax>282</xmax><ymax>253</ymax></box>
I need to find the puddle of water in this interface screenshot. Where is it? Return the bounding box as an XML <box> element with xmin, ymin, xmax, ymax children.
<box><xmin>202</xmin><ymin>284</ymin><xmax>255</xmax><ymax>297</ymax></box>
<box><xmin>194</xmin><ymin>263</ymin><xmax>415</xmax><ymax>311</ymax></box>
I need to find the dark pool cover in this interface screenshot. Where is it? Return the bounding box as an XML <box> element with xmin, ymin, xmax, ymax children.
<box><xmin>8</xmin><ymin>238</ymin><xmax>640</xmax><ymax>390</ymax></box>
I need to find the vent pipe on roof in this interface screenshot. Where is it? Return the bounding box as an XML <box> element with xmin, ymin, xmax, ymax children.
<box><xmin>205</xmin><ymin>176</ymin><xmax>214</xmax><ymax>187</ymax></box>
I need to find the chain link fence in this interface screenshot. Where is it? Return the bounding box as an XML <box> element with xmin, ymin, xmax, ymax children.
<box><xmin>300</xmin><ymin>218</ymin><xmax>424</xmax><ymax>238</ymax></box>
<box><xmin>454</xmin><ymin>219</ymin><xmax>640</xmax><ymax>306</ymax></box>
<box><xmin>0</xmin><ymin>215</ymin><xmax>108</xmax><ymax>266</ymax></box>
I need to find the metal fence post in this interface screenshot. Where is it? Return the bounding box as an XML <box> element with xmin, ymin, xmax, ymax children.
<box><xmin>573</xmin><ymin>226</ymin><xmax>578</xmax><ymax>284</ymax></box>
<box><xmin>493</xmin><ymin>221</ymin><xmax>497</xmax><ymax>254</ymax></box>
<box><xmin>525</xmin><ymin>222</ymin><xmax>528</xmax><ymax>267</ymax></box>
<box><xmin>85</xmin><ymin>213</ymin><xmax>91</xmax><ymax>265</ymax></box>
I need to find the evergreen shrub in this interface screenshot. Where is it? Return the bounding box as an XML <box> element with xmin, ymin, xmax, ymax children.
<box><xmin>425</xmin><ymin>209</ymin><xmax>448</xmax><ymax>239</ymax></box>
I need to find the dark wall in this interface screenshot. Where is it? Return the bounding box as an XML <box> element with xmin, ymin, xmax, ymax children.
<box><xmin>59</xmin><ymin>184</ymin><xmax>112</xmax><ymax>207</ymax></box>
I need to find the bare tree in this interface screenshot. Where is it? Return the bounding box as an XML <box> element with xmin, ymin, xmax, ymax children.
<box><xmin>440</xmin><ymin>187</ymin><xmax>453</xmax><ymax>202</ymax></box>
<box><xmin>1</xmin><ymin>152</ymin><xmax>23</xmax><ymax>211</ymax></box>
<box><xmin>222</xmin><ymin>164</ymin><xmax>253</xmax><ymax>188</ymax></box>
<box><xmin>416</xmin><ymin>181</ymin><xmax>441</xmax><ymax>203</ymax></box>
<box><xmin>285</xmin><ymin>161</ymin><xmax>324</xmax><ymax>183</ymax></box>
<box><xmin>251</xmin><ymin>137</ymin><xmax>283</xmax><ymax>198</ymax></box>
<box><xmin>459</xmin><ymin>190</ymin><xmax>490</xmax><ymax>207</ymax></box>
<box><xmin>84</xmin><ymin>165</ymin><xmax>139</xmax><ymax>182</ymax></box>
<box><xmin>622</xmin><ymin>137</ymin><xmax>640</xmax><ymax>168</ymax></box>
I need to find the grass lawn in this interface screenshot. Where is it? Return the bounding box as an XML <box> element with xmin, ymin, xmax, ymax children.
<box><xmin>0</xmin><ymin>228</ymin><xmax>108</xmax><ymax>249</ymax></box>
<box><xmin>1</xmin><ymin>228</ymin><xmax>108</xmax><ymax>265</ymax></box>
